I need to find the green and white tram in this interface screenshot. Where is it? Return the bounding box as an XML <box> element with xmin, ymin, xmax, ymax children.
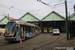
<box><xmin>4</xmin><ymin>20</ymin><xmax>40</xmax><ymax>41</ymax></box>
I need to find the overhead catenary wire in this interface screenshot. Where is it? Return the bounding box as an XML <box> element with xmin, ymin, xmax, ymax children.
<box><xmin>0</xmin><ymin>0</ymin><xmax>5</xmax><ymax>16</ymax></box>
<box><xmin>0</xmin><ymin>4</ymin><xmax>40</xmax><ymax>13</ymax></box>
<box><xmin>0</xmin><ymin>4</ymin><xmax>41</xmax><ymax>15</ymax></box>
<box><xmin>37</xmin><ymin>0</ymin><xmax>66</xmax><ymax>15</ymax></box>
<box><xmin>0</xmin><ymin>4</ymin><xmax>43</xmax><ymax>19</ymax></box>
<box><xmin>8</xmin><ymin>8</ymin><xmax>25</xmax><ymax>14</ymax></box>
<box><xmin>54</xmin><ymin>2</ymin><xmax>65</xmax><ymax>6</ymax></box>
<box><xmin>0</xmin><ymin>4</ymin><xmax>27</xmax><ymax>12</ymax></box>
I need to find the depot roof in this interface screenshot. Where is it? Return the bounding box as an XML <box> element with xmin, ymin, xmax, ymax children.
<box><xmin>0</xmin><ymin>16</ymin><xmax>15</xmax><ymax>25</ymax></box>
<box><xmin>19</xmin><ymin>12</ymin><xmax>40</xmax><ymax>21</ymax></box>
<box><xmin>69</xmin><ymin>13</ymin><xmax>75</xmax><ymax>20</ymax></box>
<box><xmin>41</xmin><ymin>11</ymin><xmax>65</xmax><ymax>21</ymax></box>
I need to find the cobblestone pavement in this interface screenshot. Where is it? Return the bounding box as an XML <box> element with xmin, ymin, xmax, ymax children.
<box><xmin>0</xmin><ymin>33</ymin><xmax>75</xmax><ymax>50</ymax></box>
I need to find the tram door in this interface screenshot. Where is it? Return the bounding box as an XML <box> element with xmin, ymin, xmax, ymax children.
<box><xmin>16</xmin><ymin>25</ymin><xmax>20</xmax><ymax>41</ymax></box>
<box><xmin>33</xmin><ymin>27</ymin><xmax>35</xmax><ymax>36</ymax></box>
<box><xmin>21</xmin><ymin>26</ymin><xmax>23</xmax><ymax>38</ymax></box>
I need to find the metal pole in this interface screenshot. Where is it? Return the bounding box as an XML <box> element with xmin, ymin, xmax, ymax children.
<box><xmin>65</xmin><ymin>0</ymin><xmax>69</xmax><ymax>40</ymax></box>
<box><xmin>69</xmin><ymin>12</ymin><xmax>70</xmax><ymax>27</ymax></box>
<box><xmin>69</xmin><ymin>12</ymin><xmax>71</xmax><ymax>39</ymax></box>
<box><xmin>8</xmin><ymin>13</ymin><xmax>9</xmax><ymax>22</ymax></box>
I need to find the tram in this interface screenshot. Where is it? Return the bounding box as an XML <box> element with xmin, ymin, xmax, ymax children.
<box><xmin>48</xmin><ymin>27</ymin><xmax>53</xmax><ymax>33</ymax></box>
<box><xmin>43</xmin><ymin>27</ymin><xmax>47</xmax><ymax>33</ymax></box>
<box><xmin>4</xmin><ymin>20</ymin><xmax>40</xmax><ymax>41</ymax></box>
<box><xmin>0</xmin><ymin>28</ymin><xmax>5</xmax><ymax>35</ymax></box>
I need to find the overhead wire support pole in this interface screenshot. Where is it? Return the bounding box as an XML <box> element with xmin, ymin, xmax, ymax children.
<box><xmin>8</xmin><ymin>13</ymin><xmax>9</xmax><ymax>22</ymax></box>
<box><xmin>37</xmin><ymin>0</ymin><xmax>69</xmax><ymax>40</ymax></box>
<box><xmin>65</xmin><ymin>0</ymin><xmax>69</xmax><ymax>40</ymax></box>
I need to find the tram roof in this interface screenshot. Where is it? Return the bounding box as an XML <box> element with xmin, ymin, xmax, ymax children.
<box><xmin>9</xmin><ymin>20</ymin><xmax>39</xmax><ymax>27</ymax></box>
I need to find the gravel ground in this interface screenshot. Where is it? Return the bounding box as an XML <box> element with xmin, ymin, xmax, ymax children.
<box><xmin>0</xmin><ymin>33</ymin><xmax>75</xmax><ymax>50</ymax></box>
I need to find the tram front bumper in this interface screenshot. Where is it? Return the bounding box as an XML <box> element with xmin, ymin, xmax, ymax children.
<box><xmin>5</xmin><ymin>37</ymin><xmax>16</xmax><ymax>41</ymax></box>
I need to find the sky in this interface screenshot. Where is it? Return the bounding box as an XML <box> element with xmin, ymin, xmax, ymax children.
<box><xmin>0</xmin><ymin>0</ymin><xmax>75</xmax><ymax>19</ymax></box>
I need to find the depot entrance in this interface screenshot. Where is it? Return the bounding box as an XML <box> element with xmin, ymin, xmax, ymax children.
<box><xmin>40</xmin><ymin>21</ymin><xmax>66</xmax><ymax>33</ymax></box>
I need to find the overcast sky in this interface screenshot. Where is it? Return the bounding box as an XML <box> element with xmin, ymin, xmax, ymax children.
<box><xmin>0</xmin><ymin>0</ymin><xmax>75</xmax><ymax>19</ymax></box>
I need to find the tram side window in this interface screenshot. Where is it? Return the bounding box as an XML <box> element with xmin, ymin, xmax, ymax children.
<box><xmin>26</xmin><ymin>26</ymin><xmax>29</xmax><ymax>33</ymax></box>
<box><xmin>35</xmin><ymin>28</ymin><xmax>37</xmax><ymax>32</ymax></box>
<box><xmin>17</xmin><ymin>26</ymin><xmax>19</xmax><ymax>35</ymax></box>
<box><xmin>25</xmin><ymin>26</ymin><xmax>32</xmax><ymax>33</ymax></box>
<box><xmin>31</xmin><ymin>27</ymin><xmax>33</xmax><ymax>33</ymax></box>
<box><xmin>23</xmin><ymin>26</ymin><xmax>26</xmax><ymax>33</ymax></box>
<box><xmin>34</xmin><ymin>27</ymin><xmax>37</xmax><ymax>33</ymax></box>
<box><xmin>34</xmin><ymin>27</ymin><xmax>35</xmax><ymax>33</ymax></box>
<box><xmin>37</xmin><ymin>28</ymin><xmax>39</xmax><ymax>32</ymax></box>
<box><xmin>28</xmin><ymin>26</ymin><xmax>32</xmax><ymax>33</ymax></box>
<box><xmin>26</xmin><ymin>26</ymin><xmax>28</xmax><ymax>33</ymax></box>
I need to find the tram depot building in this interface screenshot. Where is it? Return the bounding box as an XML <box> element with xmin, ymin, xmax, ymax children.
<box><xmin>0</xmin><ymin>11</ymin><xmax>75</xmax><ymax>34</ymax></box>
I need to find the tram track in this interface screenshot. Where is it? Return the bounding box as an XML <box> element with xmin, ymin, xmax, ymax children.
<box><xmin>0</xmin><ymin>34</ymin><xmax>46</xmax><ymax>47</ymax></box>
<box><xmin>0</xmin><ymin>33</ymin><xmax>75</xmax><ymax>50</ymax></box>
<box><xmin>31</xmin><ymin>35</ymin><xmax>54</xmax><ymax>45</ymax></box>
<box><xmin>34</xmin><ymin>34</ymin><xmax>63</xmax><ymax>45</ymax></box>
<box><xmin>25</xmin><ymin>33</ymin><xmax>48</xmax><ymax>43</ymax></box>
<box><xmin>0</xmin><ymin>34</ymin><xmax>48</xmax><ymax>50</ymax></box>
<box><xmin>32</xmin><ymin>34</ymin><xmax>66</xmax><ymax>49</ymax></box>
<box><xmin>12</xmin><ymin>34</ymin><xmax>51</xmax><ymax>50</ymax></box>
<box><xmin>14</xmin><ymin>34</ymin><xmax>66</xmax><ymax>50</ymax></box>
<box><xmin>55</xmin><ymin>39</ymin><xmax>75</xmax><ymax>47</ymax></box>
<box><xmin>0</xmin><ymin>39</ymin><xmax>19</xmax><ymax>48</ymax></box>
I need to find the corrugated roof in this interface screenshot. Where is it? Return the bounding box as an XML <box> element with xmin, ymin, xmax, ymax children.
<box><xmin>69</xmin><ymin>13</ymin><xmax>75</xmax><ymax>20</ymax></box>
<box><xmin>19</xmin><ymin>12</ymin><xmax>40</xmax><ymax>21</ymax></box>
<box><xmin>0</xmin><ymin>16</ymin><xmax>15</xmax><ymax>25</ymax></box>
<box><xmin>41</xmin><ymin>11</ymin><xmax>65</xmax><ymax>21</ymax></box>
<box><xmin>7</xmin><ymin>16</ymin><xmax>15</xmax><ymax>20</ymax></box>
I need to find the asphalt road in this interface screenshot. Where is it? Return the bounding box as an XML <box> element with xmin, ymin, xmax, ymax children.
<box><xmin>0</xmin><ymin>33</ymin><xmax>75</xmax><ymax>50</ymax></box>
